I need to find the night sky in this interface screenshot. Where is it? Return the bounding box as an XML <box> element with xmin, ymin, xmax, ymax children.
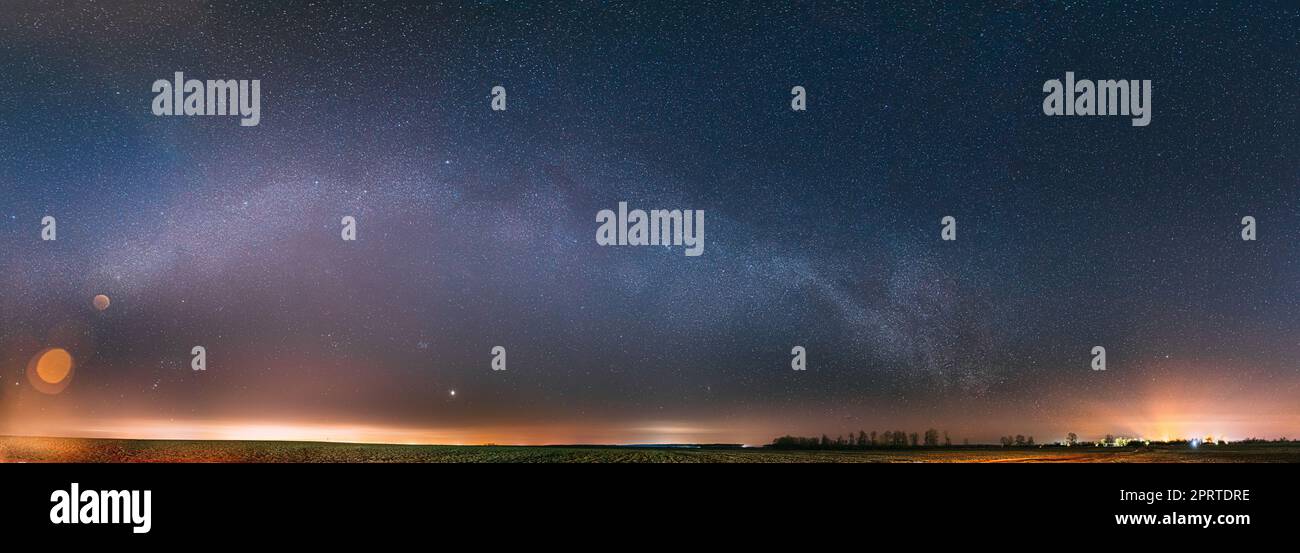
<box><xmin>1</xmin><ymin>1</ymin><xmax>1298</xmax><ymax>445</ymax></box>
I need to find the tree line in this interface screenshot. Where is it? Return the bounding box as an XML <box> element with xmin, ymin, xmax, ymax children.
<box><xmin>770</xmin><ymin>429</ymin><xmax>962</xmax><ymax>449</ymax></box>
<box><xmin>769</xmin><ymin>432</ymin><xmax>1300</xmax><ymax>450</ymax></box>
<box><xmin>768</xmin><ymin>429</ymin><xmax>1048</xmax><ymax>449</ymax></box>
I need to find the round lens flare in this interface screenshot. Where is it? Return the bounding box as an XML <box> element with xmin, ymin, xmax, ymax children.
<box><xmin>93</xmin><ymin>294</ymin><xmax>111</xmax><ymax>311</ymax></box>
<box><xmin>36</xmin><ymin>348</ymin><xmax>72</xmax><ymax>383</ymax></box>
<box><xmin>26</xmin><ymin>347</ymin><xmax>75</xmax><ymax>394</ymax></box>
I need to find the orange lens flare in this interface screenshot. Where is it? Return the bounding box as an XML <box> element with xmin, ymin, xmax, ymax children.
<box><xmin>26</xmin><ymin>347</ymin><xmax>75</xmax><ymax>394</ymax></box>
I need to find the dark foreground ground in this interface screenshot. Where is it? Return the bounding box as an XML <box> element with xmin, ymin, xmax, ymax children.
<box><xmin>4</xmin><ymin>436</ymin><xmax>1300</xmax><ymax>462</ymax></box>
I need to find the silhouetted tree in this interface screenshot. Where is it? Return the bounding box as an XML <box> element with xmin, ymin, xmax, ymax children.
<box><xmin>924</xmin><ymin>428</ymin><xmax>939</xmax><ymax>447</ymax></box>
<box><xmin>1066</xmin><ymin>432</ymin><xmax>1078</xmax><ymax>446</ymax></box>
<box><xmin>770</xmin><ymin>435</ymin><xmax>821</xmax><ymax>449</ymax></box>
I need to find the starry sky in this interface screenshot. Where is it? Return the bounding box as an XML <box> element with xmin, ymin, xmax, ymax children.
<box><xmin>1</xmin><ymin>1</ymin><xmax>1298</xmax><ymax>445</ymax></box>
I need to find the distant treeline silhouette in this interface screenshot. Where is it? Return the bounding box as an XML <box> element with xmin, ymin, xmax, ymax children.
<box><xmin>1236</xmin><ymin>437</ymin><xmax>1298</xmax><ymax>444</ymax></box>
<box><xmin>769</xmin><ymin>429</ymin><xmax>998</xmax><ymax>449</ymax></box>
<box><xmin>769</xmin><ymin>432</ymin><xmax>1300</xmax><ymax>449</ymax></box>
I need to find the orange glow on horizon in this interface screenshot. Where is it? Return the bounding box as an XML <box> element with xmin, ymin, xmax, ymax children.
<box><xmin>1069</xmin><ymin>361</ymin><xmax>1300</xmax><ymax>443</ymax></box>
<box><xmin>0</xmin><ymin>417</ymin><xmax>747</xmax><ymax>447</ymax></box>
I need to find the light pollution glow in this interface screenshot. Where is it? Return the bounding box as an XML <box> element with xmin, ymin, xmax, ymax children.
<box><xmin>1</xmin><ymin>417</ymin><xmax>746</xmax><ymax>446</ymax></box>
<box><xmin>5</xmin><ymin>365</ymin><xmax>1299</xmax><ymax>447</ymax></box>
<box><xmin>4</xmin><ymin>359</ymin><xmax>1299</xmax><ymax>446</ymax></box>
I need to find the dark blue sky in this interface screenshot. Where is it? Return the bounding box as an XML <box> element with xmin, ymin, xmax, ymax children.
<box><xmin>1</xmin><ymin>1</ymin><xmax>1298</xmax><ymax>444</ymax></box>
